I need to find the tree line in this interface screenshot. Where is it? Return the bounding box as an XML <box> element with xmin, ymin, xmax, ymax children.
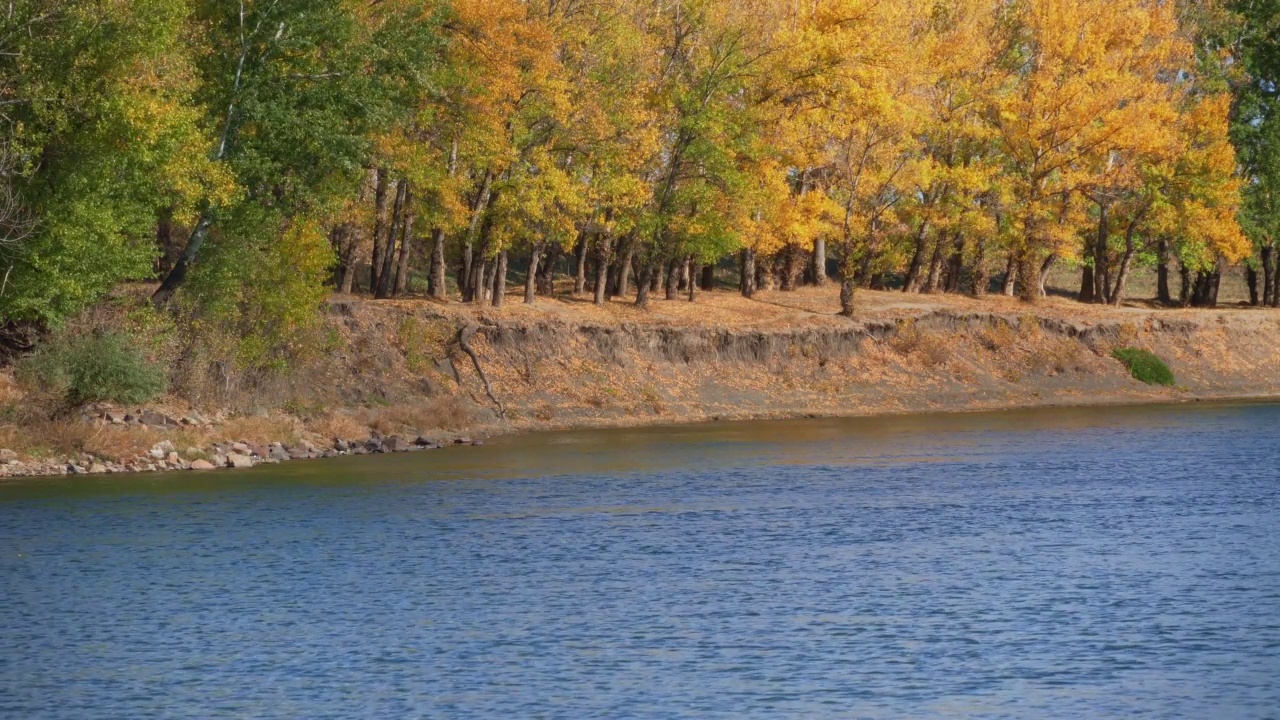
<box><xmin>2</xmin><ymin>0</ymin><xmax>1278</xmax><ymax>349</ymax></box>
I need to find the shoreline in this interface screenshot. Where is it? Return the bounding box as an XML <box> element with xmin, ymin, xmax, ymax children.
<box><xmin>3</xmin><ymin>390</ymin><xmax>1278</xmax><ymax>483</ymax></box>
<box><xmin>5</xmin><ymin>287</ymin><xmax>1280</xmax><ymax>481</ymax></box>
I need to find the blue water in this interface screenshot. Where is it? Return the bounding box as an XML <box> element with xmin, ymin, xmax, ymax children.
<box><xmin>2</xmin><ymin>403</ymin><xmax>1279</xmax><ymax>718</ymax></box>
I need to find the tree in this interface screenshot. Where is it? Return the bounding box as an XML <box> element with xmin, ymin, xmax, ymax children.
<box><xmin>0</xmin><ymin>0</ymin><xmax>230</xmax><ymax>326</ymax></box>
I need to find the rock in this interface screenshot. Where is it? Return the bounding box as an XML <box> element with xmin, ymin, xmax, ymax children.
<box><xmin>123</xmin><ymin>413</ymin><xmax>138</xmax><ymax>424</ymax></box>
<box><xmin>297</xmin><ymin>439</ymin><xmax>317</xmax><ymax>453</ymax></box>
<box><xmin>89</xmin><ymin>463</ymin><xmax>107</xmax><ymax>474</ymax></box>
<box><xmin>248</xmin><ymin>444</ymin><xmax>268</xmax><ymax>458</ymax></box>
<box><xmin>225</xmin><ymin>453</ymin><xmax>254</xmax><ymax>469</ymax></box>
<box><xmin>140</xmin><ymin>410</ymin><xmax>178</xmax><ymax>428</ymax></box>
<box><xmin>148</xmin><ymin>448</ymin><xmax>166</xmax><ymax>461</ymax></box>
<box><xmin>67</xmin><ymin>464</ymin><xmax>87</xmax><ymax>475</ymax></box>
<box><xmin>334</xmin><ymin>439</ymin><xmax>349</xmax><ymax>452</ymax></box>
<box><xmin>231</xmin><ymin>442</ymin><xmax>251</xmax><ymax>454</ymax></box>
<box><xmin>414</xmin><ymin>436</ymin><xmax>436</xmax><ymax>448</ymax></box>
<box><xmin>268</xmin><ymin>445</ymin><xmax>290</xmax><ymax>461</ymax></box>
<box><xmin>352</xmin><ymin>446</ymin><xmax>369</xmax><ymax>456</ymax></box>
<box><xmin>364</xmin><ymin>438</ymin><xmax>384</xmax><ymax>453</ymax></box>
<box><xmin>211</xmin><ymin>454</ymin><xmax>227</xmax><ymax>468</ymax></box>
<box><xmin>322</xmin><ymin>449</ymin><xmax>339</xmax><ymax>459</ymax></box>
<box><xmin>166</xmin><ymin>452</ymin><xmax>181</xmax><ymax>464</ymax></box>
<box><xmin>453</xmin><ymin>437</ymin><xmax>472</xmax><ymax>445</ymax></box>
<box><xmin>385</xmin><ymin>436</ymin><xmax>412</xmax><ymax>453</ymax></box>
<box><xmin>0</xmin><ymin>449</ymin><xmax>16</xmax><ymax>462</ymax></box>
<box><xmin>190</xmin><ymin>460</ymin><xmax>216</xmax><ymax>471</ymax></box>
<box><xmin>471</xmin><ymin>440</ymin><xmax>485</xmax><ymax>447</ymax></box>
<box><xmin>103</xmin><ymin>412</ymin><xmax>125</xmax><ymax>425</ymax></box>
<box><xmin>185</xmin><ymin>447</ymin><xmax>203</xmax><ymax>458</ymax></box>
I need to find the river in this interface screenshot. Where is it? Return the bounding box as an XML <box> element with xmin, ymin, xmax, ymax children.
<box><xmin>2</xmin><ymin>402</ymin><xmax>1278</xmax><ymax>718</ymax></box>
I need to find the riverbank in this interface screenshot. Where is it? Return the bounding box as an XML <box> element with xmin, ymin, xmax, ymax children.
<box><xmin>3</xmin><ymin>286</ymin><xmax>1279</xmax><ymax>478</ymax></box>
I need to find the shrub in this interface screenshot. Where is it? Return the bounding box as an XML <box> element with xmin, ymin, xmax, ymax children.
<box><xmin>17</xmin><ymin>332</ymin><xmax>166</xmax><ymax>406</ymax></box>
<box><xmin>1111</xmin><ymin>347</ymin><xmax>1175</xmax><ymax>386</ymax></box>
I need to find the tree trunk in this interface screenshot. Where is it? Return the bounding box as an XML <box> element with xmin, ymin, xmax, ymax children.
<box><xmin>838</xmin><ymin>245</ymin><xmax>856</xmax><ymax>317</ymax></box>
<box><xmin>1094</xmin><ymin>215</ymin><xmax>1111</xmax><ymax>304</ymax></box>
<box><xmin>536</xmin><ymin>243</ymin><xmax>558</xmax><ymax>297</ymax></box>
<box><xmin>782</xmin><ymin>245</ymin><xmax>805</xmax><ymax>291</ymax></box>
<box><xmin>1248</xmin><ymin>264</ymin><xmax>1260</xmax><ymax>306</ymax></box>
<box><xmin>1179</xmin><ymin>265</ymin><xmax>1192</xmax><ymax>307</ymax></box>
<box><xmin>525</xmin><ymin>243</ymin><xmax>543</xmax><ymax>304</ymax></box>
<box><xmin>375</xmin><ymin>178</ymin><xmax>405</xmax><ymax>299</ymax></box>
<box><xmin>688</xmin><ymin>261</ymin><xmax>700</xmax><ymax>302</ymax></box>
<box><xmin>970</xmin><ymin>236</ymin><xmax>988</xmax><ymax>297</ymax></box>
<box><xmin>429</xmin><ymin>228</ymin><xmax>447</xmax><ymax>299</ymax></box>
<box><xmin>1156</xmin><ymin>237</ymin><xmax>1172</xmax><ymax>305</ymax></box>
<box><xmin>473</xmin><ymin>260</ymin><xmax>489</xmax><ymax>303</ymax></box>
<box><xmin>903</xmin><ymin>223</ymin><xmax>929</xmax><ymax>293</ymax></box>
<box><xmin>1039</xmin><ymin>253</ymin><xmax>1056</xmax><ymax>298</ymax></box>
<box><xmin>492</xmin><ymin>250</ymin><xmax>508</xmax><ymax>308</ymax></box>
<box><xmin>1002</xmin><ymin>254</ymin><xmax>1017</xmax><ymax>296</ymax></box>
<box><xmin>1208</xmin><ymin>262</ymin><xmax>1222</xmax><ymax>308</ymax></box>
<box><xmin>393</xmin><ymin>188</ymin><xmax>415</xmax><ymax>296</ymax></box>
<box><xmin>635</xmin><ymin>260</ymin><xmax>654</xmax><ymax>308</ymax></box>
<box><xmin>335</xmin><ymin>224</ymin><xmax>359</xmax><ymax>294</ymax></box>
<box><xmin>427</xmin><ymin>139</ymin><xmax>456</xmax><ymax>301</ymax></box>
<box><xmin>461</xmin><ymin>171</ymin><xmax>494</xmax><ymax>302</ymax></box>
<box><xmin>1079</xmin><ymin>264</ymin><xmax>1096</xmax><ymax>304</ymax></box>
<box><xmin>812</xmin><ymin>238</ymin><xmax>827</xmax><ymax>286</ymax></box>
<box><xmin>617</xmin><ymin>234</ymin><xmax>636</xmax><ymax>298</ymax></box>
<box><xmin>1016</xmin><ymin>251</ymin><xmax>1040</xmax><ymax>303</ymax></box>
<box><xmin>467</xmin><ymin>203</ymin><xmax>496</xmax><ymax>304</ymax></box>
<box><xmin>944</xmin><ymin>233</ymin><xmax>965</xmax><ymax>293</ymax></box>
<box><xmin>1110</xmin><ymin>239</ymin><xmax>1135</xmax><ymax>307</ymax></box>
<box><xmin>1079</xmin><ymin>228</ymin><xmax>1097</xmax><ymax>303</ymax></box>
<box><xmin>701</xmin><ymin>263</ymin><xmax>715</xmax><ymax>291</ymax></box>
<box><xmin>756</xmin><ymin>253</ymin><xmax>777</xmax><ymax>292</ymax></box>
<box><xmin>1261</xmin><ymin>244</ymin><xmax>1277</xmax><ymax>307</ymax></box>
<box><xmin>739</xmin><ymin>248</ymin><xmax>756</xmax><ymax>298</ymax></box>
<box><xmin>665</xmin><ymin>257</ymin><xmax>680</xmax><ymax>300</ymax></box>
<box><xmin>370</xmin><ymin>170</ymin><xmax>392</xmax><ymax>295</ymax></box>
<box><xmin>925</xmin><ymin>234</ymin><xmax>946</xmax><ymax>293</ymax></box>
<box><xmin>485</xmin><ymin>255</ymin><xmax>499</xmax><ymax>304</ymax></box>
<box><xmin>573</xmin><ymin>233</ymin><xmax>588</xmax><ymax>296</ymax></box>
<box><xmin>1271</xmin><ymin>247</ymin><xmax>1280</xmax><ymax>308</ymax></box>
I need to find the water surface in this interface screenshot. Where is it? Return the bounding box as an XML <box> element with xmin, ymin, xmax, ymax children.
<box><xmin>2</xmin><ymin>403</ymin><xmax>1279</xmax><ymax>718</ymax></box>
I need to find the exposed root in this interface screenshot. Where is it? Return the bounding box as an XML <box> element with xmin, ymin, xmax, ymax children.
<box><xmin>455</xmin><ymin>323</ymin><xmax>506</xmax><ymax>420</ymax></box>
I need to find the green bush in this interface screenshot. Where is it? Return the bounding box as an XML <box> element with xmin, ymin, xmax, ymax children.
<box><xmin>1112</xmin><ymin>347</ymin><xmax>1175</xmax><ymax>386</ymax></box>
<box><xmin>17</xmin><ymin>332</ymin><xmax>167</xmax><ymax>406</ymax></box>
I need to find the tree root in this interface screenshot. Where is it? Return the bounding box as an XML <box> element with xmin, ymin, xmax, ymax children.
<box><xmin>455</xmin><ymin>323</ymin><xmax>506</xmax><ymax>420</ymax></box>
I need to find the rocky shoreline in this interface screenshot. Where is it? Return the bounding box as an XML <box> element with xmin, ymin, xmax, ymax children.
<box><xmin>0</xmin><ymin>407</ymin><xmax>485</xmax><ymax>479</ymax></box>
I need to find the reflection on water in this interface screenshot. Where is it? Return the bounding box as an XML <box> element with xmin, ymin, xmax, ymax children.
<box><xmin>1</xmin><ymin>402</ymin><xmax>1278</xmax><ymax>718</ymax></box>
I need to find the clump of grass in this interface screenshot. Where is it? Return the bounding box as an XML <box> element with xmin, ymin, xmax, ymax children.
<box><xmin>17</xmin><ymin>332</ymin><xmax>166</xmax><ymax>406</ymax></box>
<box><xmin>1112</xmin><ymin>347</ymin><xmax>1174</xmax><ymax>386</ymax></box>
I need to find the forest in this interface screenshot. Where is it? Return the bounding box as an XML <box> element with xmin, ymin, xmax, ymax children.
<box><xmin>2</xmin><ymin>0</ymin><xmax>1279</xmax><ymax>378</ymax></box>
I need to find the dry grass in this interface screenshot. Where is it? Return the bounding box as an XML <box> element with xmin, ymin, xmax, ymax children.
<box><xmin>309</xmin><ymin>410</ymin><xmax>370</xmax><ymax>443</ymax></box>
<box><xmin>216</xmin><ymin>414</ymin><xmax>304</xmax><ymax>446</ymax></box>
<box><xmin>890</xmin><ymin>320</ymin><xmax>952</xmax><ymax>367</ymax></box>
<box><xmin>1024</xmin><ymin>337</ymin><xmax>1084</xmax><ymax>376</ymax></box>
<box><xmin>344</xmin><ymin>396</ymin><xmax>476</xmax><ymax>439</ymax></box>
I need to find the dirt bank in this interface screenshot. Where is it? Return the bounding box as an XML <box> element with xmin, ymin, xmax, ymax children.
<box><xmin>3</xmin><ymin>287</ymin><xmax>1279</xmax><ymax>478</ymax></box>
